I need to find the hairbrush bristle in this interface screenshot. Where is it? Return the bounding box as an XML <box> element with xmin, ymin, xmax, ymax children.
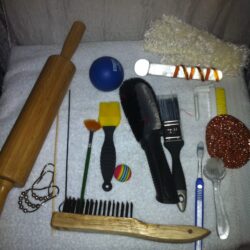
<box><xmin>119</xmin><ymin>78</ymin><xmax>161</xmax><ymax>141</ymax></box>
<box><xmin>119</xmin><ymin>78</ymin><xmax>145</xmax><ymax>141</ymax></box>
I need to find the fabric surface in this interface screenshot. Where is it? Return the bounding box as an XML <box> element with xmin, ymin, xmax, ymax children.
<box><xmin>0</xmin><ymin>0</ymin><xmax>10</xmax><ymax>95</ymax></box>
<box><xmin>3</xmin><ymin>0</ymin><xmax>250</xmax><ymax>45</ymax></box>
<box><xmin>0</xmin><ymin>41</ymin><xmax>250</xmax><ymax>250</ymax></box>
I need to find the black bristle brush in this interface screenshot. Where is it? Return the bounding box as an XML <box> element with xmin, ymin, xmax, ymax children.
<box><xmin>51</xmin><ymin>197</ymin><xmax>209</xmax><ymax>243</ymax></box>
<box><xmin>51</xmin><ymin>200</ymin><xmax>209</xmax><ymax>243</ymax></box>
<box><xmin>119</xmin><ymin>78</ymin><xmax>178</xmax><ymax>204</ymax></box>
<box><xmin>157</xmin><ymin>95</ymin><xmax>187</xmax><ymax>212</ymax></box>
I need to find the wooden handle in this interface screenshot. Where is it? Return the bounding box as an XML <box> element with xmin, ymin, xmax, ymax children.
<box><xmin>0</xmin><ymin>179</ymin><xmax>13</xmax><ymax>214</ymax></box>
<box><xmin>60</xmin><ymin>21</ymin><xmax>86</xmax><ymax>60</ymax></box>
<box><xmin>51</xmin><ymin>212</ymin><xmax>210</xmax><ymax>243</ymax></box>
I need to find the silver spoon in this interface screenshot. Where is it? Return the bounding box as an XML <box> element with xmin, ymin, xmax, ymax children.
<box><xmin>203</xmin><ymin>158</ymin><xmax>230</xmax><ymax>240</ymax></box>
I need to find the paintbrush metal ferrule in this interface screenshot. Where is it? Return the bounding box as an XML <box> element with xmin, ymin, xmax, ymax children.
<box><xmin>162</xmin><ymin>120</ymin><xmax>182</xmax><ymax>141</ymax></box>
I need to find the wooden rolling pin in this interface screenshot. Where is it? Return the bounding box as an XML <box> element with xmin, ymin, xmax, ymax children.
<box><xmin>0</xmin><ymin>21</ymin><xmax>86</xmax><ymax>215</ymax></box>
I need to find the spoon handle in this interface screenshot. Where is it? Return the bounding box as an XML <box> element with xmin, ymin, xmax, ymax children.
<box><xmin>213</xmin><ymin>180</ymin><xmax>230</xmax><ymax>239</ymax></box>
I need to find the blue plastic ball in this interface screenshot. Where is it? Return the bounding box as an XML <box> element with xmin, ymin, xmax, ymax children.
<box><xmin>89</xmin><ymin>56</ymin><xmax>124</xmax><ymax>91</ymax></box>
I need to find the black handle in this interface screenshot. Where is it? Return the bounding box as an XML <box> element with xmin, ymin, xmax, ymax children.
<box><xmin>164</xmin><ymin>140</ymin><xmax>186</xmax><ymax>189</ymax></box>
<box><xmin>164</xmin><ymin>140</ymin><xmax>186</xmax><ymax>211</ymax></box>
<box><xmin>141</xmin><ymin>131</ymin><xmax>179</xmax><ymax>204</ymax></box>
<box><xmin>100</xmin><ymin>126</ymin><xmax>116</xmax><ymax>191</ymax></box>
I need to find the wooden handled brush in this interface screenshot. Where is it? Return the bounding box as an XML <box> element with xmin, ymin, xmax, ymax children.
<box><xmin>51</xmin><ymin>213</ymin><xmax>210</xmax><ymax>243</ymax></box>
<box><xmin>0</xmin><ymin>21</ymin><xmax>86</xmax><ymax>215</ymax></box>
<box><xmin>51</xmin><ymin>199</ymin><xmax>210</xmax><ymax>243</ymax></box>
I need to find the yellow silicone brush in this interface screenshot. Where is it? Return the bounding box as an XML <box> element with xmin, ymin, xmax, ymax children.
<box><xmin>98</xmin><ymin>102</ymin><xmax>121</xmax><ymax>191</ymax></box>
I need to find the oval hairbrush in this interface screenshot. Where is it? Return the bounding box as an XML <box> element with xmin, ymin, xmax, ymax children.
<box><xmin>206</xmin><ymin>114</ymin><xmax>250</xmax><ymax>168</ymax></box>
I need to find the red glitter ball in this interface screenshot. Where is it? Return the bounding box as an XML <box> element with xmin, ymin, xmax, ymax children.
<box><xmin>206</xmin><ymin>115</ymin><xmax>250</xmax><ymax>169</ymax></box>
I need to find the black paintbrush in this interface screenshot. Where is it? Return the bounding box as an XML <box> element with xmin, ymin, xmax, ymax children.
<box><xmin>119</xmin><ymin>78</ymin><xmax>178</xmax><ymax>204</ymax></box>
<box><xmin>157</xmin><ymin>95</ymin><xmax>186</xmax><ymax>212</ymax></box>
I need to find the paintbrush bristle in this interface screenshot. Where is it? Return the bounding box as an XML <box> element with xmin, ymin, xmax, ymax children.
<box><xmin>84</xmin><ymin>119</ymin><xmax>102</xmax><ymax>132</ymax></box>
<box><xmin>157</xmin><ymin>95</ymin><xmax>180</xmax><ymax>121</ymax></box>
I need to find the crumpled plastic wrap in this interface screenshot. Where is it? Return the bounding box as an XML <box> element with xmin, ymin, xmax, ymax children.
<box><xmin>144</xmin><ymin>15</ymin><xmax>249</xmax><ymax>76</ymax></box>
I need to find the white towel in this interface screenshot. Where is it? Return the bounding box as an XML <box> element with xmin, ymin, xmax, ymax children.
<box><xmin>0</xmin><ymin>41</ymin><xmax>249</xmax><ymax>250</ymax></box>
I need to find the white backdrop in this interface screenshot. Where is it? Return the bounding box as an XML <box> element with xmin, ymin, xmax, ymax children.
<box><xmin>3</xmin><ymin>0</ymin><xmax>250</xmax><ymax>45</ymax></box>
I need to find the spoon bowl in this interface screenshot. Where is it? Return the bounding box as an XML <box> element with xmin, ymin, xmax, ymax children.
<box><xmin>203</xmin><ymin>158</ymin><xmax>226</xmax><ymax>182</ymax></box>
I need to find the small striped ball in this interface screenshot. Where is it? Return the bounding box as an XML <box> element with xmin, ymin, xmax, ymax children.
<box><xmin>114</xmin><ymin>164</ymin><xmax>131</xmax><ymax>182</ymax></box>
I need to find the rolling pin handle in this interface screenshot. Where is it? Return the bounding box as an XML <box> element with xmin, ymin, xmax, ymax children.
<box><xmin>60</xmin><ymin>21</ymin><xmax>86</xmax><ymax>60</ymax></box>
<box><xmin>0</xmin><ymin>179</ymin><xmax>14</xmax><ymax>215</ymax></box>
